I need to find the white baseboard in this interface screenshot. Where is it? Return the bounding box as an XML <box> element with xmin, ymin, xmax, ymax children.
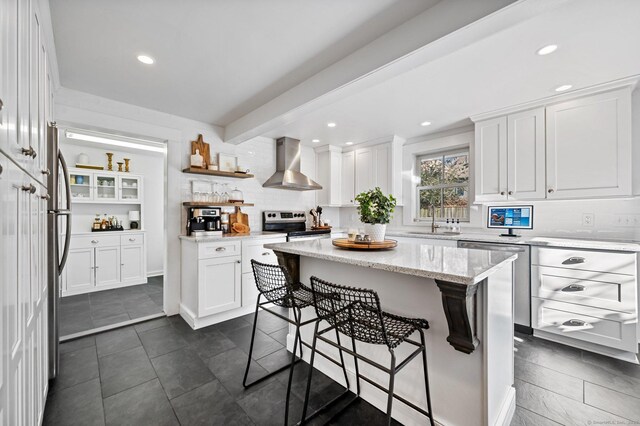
<box><xmin>147</xmin><ymin>270</ymin><xmax>164</xmax><ymax>277</ymax></box>
<box><xmin>179</xmin><ymin>304</ymin><xmax>255</xmax><ymax>330</ymax></box>
<box><xmin>534</xmin><ymin>330</ymin><xmax>639</xmax><ymax>364</ymax></box>
<box><xmin>495</xmin><ymin>386</ymin><xmax>516</xmax><ymax>426</ymax></box>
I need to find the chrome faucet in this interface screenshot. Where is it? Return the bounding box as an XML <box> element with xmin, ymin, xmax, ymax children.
<box><xmin>431</xmin><ymin>206</ymin><xmax>440</xmax><ymax>233</ymax></box>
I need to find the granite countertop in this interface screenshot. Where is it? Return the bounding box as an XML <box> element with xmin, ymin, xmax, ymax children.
<box><xmin>67</xmin><ymin>229</ymin><xmax>146</xmax><ymax>236</ymax></box>
<box><xmin>385</xmin><ymin>230</ymin><xmax>640</xmax><ymax>252</ymax></box>
<box><xmin>179</xmin><ymin>231</ymin><xmax>287</xmax><ymax>242</ymax></box>
<box><xmin>265</xmin><ymin>238</ymin><xmax>517</xmax><ymax>285</ymax></box>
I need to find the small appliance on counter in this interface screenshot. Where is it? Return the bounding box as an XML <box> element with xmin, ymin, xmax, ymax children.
<box><xmin>187</xmin><ymin>207</ymin><xmax>222</xmax><ymax>236</ymax></box>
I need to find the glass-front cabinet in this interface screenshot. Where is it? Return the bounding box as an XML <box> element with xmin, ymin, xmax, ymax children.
<box><xmin>68</xmin><ymin>168</ymin><xmax>143</xmax><ymax>204</ymax></box>
<box><xmin>69</xmin><ymin>170</ymin><xmax>94</xmax><ymax>201</ymax></box>
<box><xmin>118</xmin><ymin>175</ymin><xmax>142</xmax><ymax>202</ymax></box>
<box><xmin>95</xmin><ymin>173</ymin><xmax>118</xmax><ymax>201</ymax></box>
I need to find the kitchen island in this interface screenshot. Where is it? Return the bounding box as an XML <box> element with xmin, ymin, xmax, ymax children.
<box><xmin>264</xmin><ymin>238</ymin><xmax>517</xmax><ymax>426</ymax></box>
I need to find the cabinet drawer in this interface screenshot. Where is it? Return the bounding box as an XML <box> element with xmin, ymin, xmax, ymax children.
<box><xmin>532</xmin><ymin>266</ymin><xmax>637</xmax><ymax>313</ymax></box>
<box><xmin>241</xmin><ymin>237</ymin><xmax>286</xmax><ymax>273</ymax></box>
<box><xmin>532</xmin><ymin>298</ymin><xmax>637</xmax><ymax>352</ymax></box>
<box><xmin>70</xmin><ymin>234</ymin><xmax>121</xmax><ymax>249</ymax></box>
<box><xmin>198</xmin><ymin>241</ymin><xmax>241</xmax><ymax>259</ymax></box>
<box><xmin>532</xmin><ymin>247</ymin><xmax>636</xmax><ymax>276</ymax></box>
<box><xmin>121</xmin><ymin>234</ymin><xmax>144</xmax><ymax>246</ymax></box>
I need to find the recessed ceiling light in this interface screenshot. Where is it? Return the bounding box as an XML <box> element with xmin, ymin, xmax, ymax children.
<box><xmin>345</xmin><ymin>141</ymin><xmax>354</xmax><ymax>145</ymax></box>
<box><xmin>420</xmin><ymin>121</ymin><xmax>432</xmax><ymax>127</ymax></box>
<box><xmin>137</xmin><ymin>55</ymin><xmax>154</xmax><ymax>65</ymax></box>
<box><xmin>536</xmin><ymin>44</ymin><xmax>558</xmax><ymax>56</ymax></box>
<box><xmin>555</xmin><ymin>84</ymin><xmax>572</xmax><ymax>92</ymax></box>
<box><xmin>312</xmin><ymin>139</ymin><xmax>320</xmax><ymax>143</ymax></box>
<box><xmin>327</xmin><ymin>122</ymin><xmax>336</xmax><ymax>128</ymax></box>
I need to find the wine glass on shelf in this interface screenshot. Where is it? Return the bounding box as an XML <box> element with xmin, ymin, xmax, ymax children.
<box><xmin>222</xmin><ymin>184</ymin><xmax>230</xmax><ymax>203</ymax></box>
<box><xmin>212</xmin><ymin>183</ymin><xmax>221</xmax><ymax>203</ymax></box>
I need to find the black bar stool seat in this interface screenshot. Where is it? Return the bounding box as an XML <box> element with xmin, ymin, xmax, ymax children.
<box><xmin>300</xmin><ymin>276</ymin><xmax>435</xmax><ymax>426</ymax></box>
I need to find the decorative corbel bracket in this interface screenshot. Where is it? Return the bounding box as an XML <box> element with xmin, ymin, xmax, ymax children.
<box><xmin>435</xmin><ymin>279</ymin><xmax>481</xmax><ymax>354</ymax></box>
<box><xmin>274</xmin><ymin>250</ymin><xmax>300</xmax><ymax>285</ymax></box>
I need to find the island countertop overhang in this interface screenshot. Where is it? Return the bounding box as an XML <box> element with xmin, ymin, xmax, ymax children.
<box><xmin>264</xmin><ymin>239</ymin><xmax>517</xmax><ymax>285</ymax></box>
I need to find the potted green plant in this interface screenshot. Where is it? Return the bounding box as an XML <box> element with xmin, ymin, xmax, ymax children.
<box><xmin>355</xmin><ymin>187</ymin><xmax>396</xmax><ymax>242</ymax></box>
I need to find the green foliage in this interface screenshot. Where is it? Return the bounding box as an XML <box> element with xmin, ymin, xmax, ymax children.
<box><xmin>355</xmin><ymin>187</ymin><xmax>396</xmax><ymax>224</ymax></box>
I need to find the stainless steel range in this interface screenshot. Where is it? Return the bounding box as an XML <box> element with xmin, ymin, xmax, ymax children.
<box><xmin>263</xmin><ymin>210</ymin><xmax>331</xmax><ymax>241</ymax></box>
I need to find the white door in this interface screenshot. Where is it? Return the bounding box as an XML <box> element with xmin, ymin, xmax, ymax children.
<box><xmin>69</xmin><ymin>170</ymin><xmax>93</xmax><ymax>201</ymax></box>
<box><xmin>95</xmin><ymin>246</ymin><xmax>121</xmax><ymax>287</ymax></box>
<box><xmin>355</xmin><ymin>147</ymin><xmax>374</xmax><ymax>196</ymax></box>
<box><xmin>199</xmin><ymin>256</ymin><xmax>241</xmax><ymax>316</ymax></box>
<box><xmin>64</xmin><ymin>248</ymin><xmax>94</xmax><ymax>293</ymax></box>
<box><xmin>241</xmin><ymin>272</ymin><xmax>260</xmax><ymax>309</ymax></box>
<box><xmin>0</xmin><ymin>0</ymin><xmax>19</xmax><ymax>158</ymax></box>
<box><xmin>121</xmin><ymin>245</ymin><xmax>144</xmax><ymax>283</ymax></box>
<box><xmin>546</xmin><ymin>88</ymin><xmax>632</xmax><ymax>199</ymax></box>
<box><xmin>507</xmin><ymin>108</ymin><xmax>546</xmax><ymax>200</ymax></box>
<box><xmin>341</xmin><ymin>151</ymin><xmax>355</xmax><ymax>205</ymax></box>
<box><xmin>373</xmin><ymin>144</ymin><xmax>391</xmax><ymax>195</ymax></box>
<box><xmin>474</xmin><ymin>116</ymin><xmax>508</xmax><ymax>202</ymax></box>
<box><xmin>118</xmin><ymin>175</ymin><xmax>142</xmax><ymax>202</ymax></box>
<box><xmin>94</xmin><ymin>173</ymin><xmax>118</xmax><ymax>202</ymax></box>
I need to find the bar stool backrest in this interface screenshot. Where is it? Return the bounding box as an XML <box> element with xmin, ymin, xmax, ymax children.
<box><xmin>251</xmin><ymin>260</ymin><xmax>296</xmax><ymax>307</ymax></box>
<box><xmin>310</xmin><ymin>276</ymin><xmax>390</xmax><ymax>347</ymax></box>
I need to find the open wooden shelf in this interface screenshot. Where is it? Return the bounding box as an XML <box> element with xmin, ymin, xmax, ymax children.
<box><xmin>182</xmin><ymin>167</ymin><xmax>254</xmax><ymax>179</ymax></box>
<box><xmin>182</xmin><ymin>202</ymin><xmax>255</xmax><ymax>207</ymax></box>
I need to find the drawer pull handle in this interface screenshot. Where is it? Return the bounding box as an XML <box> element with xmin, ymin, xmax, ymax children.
<box><xmin>561</xmin><ymin>283</ymin><xmax>585</xmax><ymax>292</ymax></box>
<box><xmin>215</xmin><ymin>247</ymin><xmax>226</xmax><ymax>252</ymax></box>
<box><xmin>21</xmin><ymin>184</ymin><xmax>36</xmax><ymax>194</ymax></box>
<box><xmin>236</xmin><ymin>260</ymin><xmax>241</xmax><ymax>264</ymax></box>
<box><xmin>562</xmin><ymin>256</ymin><xmax>585</xmax><ymax>265</ymax></box>
<box><xmin>91</xmin><ymin>240</ymin><xmax>98</xmax><ymax>244</ymax></box>
<box><xmin>129</xmin><ymin>238</ymin><xmax>136</xmax><ymax>242</ymax></box>
<box><xmin>21</xmin><ymin>147</ymin><xmax>37</xmax><ymax>158</ymax></box>
<box><xmin>262</xmin><ymin>252</ymin><xmax>271</xmax><ymax>256</ymax></box>
<box><xmin>562</xmin><ymin>319</ymin><xmax>588</xmax><ymax>327</ymax></box>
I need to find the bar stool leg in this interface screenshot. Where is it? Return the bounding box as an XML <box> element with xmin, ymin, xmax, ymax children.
<box><xmin>350</xmin><ymin>335</ymin><xmax>361</xmax><ymax>396</ymax></box>
<box><xmin>334</xmin><ymin>329</ymin><xmax>350</xmax><ymax>391</ymax></box>
<box><xmin>301</xmin><ymin>320</ymin><xmax>321</xmax><ymax>423</ymax></box>
<box><xmin>284</xmin><ymin>307</ymin><xmax>303</xmax><ymax>425</ymax></box>
<box><xmin>386</xmin><ymin>349</ymin><xmax>396</xmax><ymax>426</ymax></box>
<box><xmin>419</xmin><ymin>329</ymin><xmax>435</xmax><ymax>426</ymax></box>
<box><xmin>242</xmin><ymin>294</ymin><xmax>262</xmax><ymax>387</ymax></box>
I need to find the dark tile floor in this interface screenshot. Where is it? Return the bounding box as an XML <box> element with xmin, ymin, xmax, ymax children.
<box><xmin>59</xmin><ymin>276</ymin><xmax>164</xmax><ymax>337</ymax></box>
<box><xmin>45</xmin><ymin>310</ymin><xmax>640</xmax><ymax>426</ymax></box>
<box><xmin>511</xmin><ymin>332</ymin><xmax>640</xmax><ymax>425</ymax></box>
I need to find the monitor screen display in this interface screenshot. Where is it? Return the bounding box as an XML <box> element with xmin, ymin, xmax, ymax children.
<box><xmin>487</xmin><ymin>205</ymin><xmax>533</xmax><ymax>229</ymax></box>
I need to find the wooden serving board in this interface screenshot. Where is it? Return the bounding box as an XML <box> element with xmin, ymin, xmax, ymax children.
<box><xmin>230</xmin><ymin>208</ymin><xmax>250</xmax><ymax>233</ymax></box>
<box><xmin>332</xmin><ymin>238</ymin><xmax>397</xmax><ymax>250</ymax></box>
<box><xmin>191</xmin><ymin>134</ymin><xmax>211</xmax><ymax>169</ymax></box>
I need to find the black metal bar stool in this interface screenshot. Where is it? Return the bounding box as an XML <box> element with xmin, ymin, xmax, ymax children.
<box><xmin>300</xmin><ymin>276</ymin><xmax>435</xmax><ymax>426</ymax></box>
<box><xmin>243</xmin><ymin>260</ymin><xmax>350</xmax><ymax>425</ymax></box>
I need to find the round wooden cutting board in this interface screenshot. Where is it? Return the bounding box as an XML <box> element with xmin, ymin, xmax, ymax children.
<box><xmin>332</xmin><ymin>238</ymin><xmax>398</xmax><ymax>250</ymax></box>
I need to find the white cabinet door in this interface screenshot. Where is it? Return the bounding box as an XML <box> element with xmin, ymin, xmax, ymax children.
<box><xmin>507</xmin><ymin>108</ymin><xmax>546</xmax><ymax>200</ymax></box>
<box><xmin>474</xmin><ymin>116</ymin><xmax>508</xmax><ymax>202</ymax></box>
<box><xmin>94</xmin><ymin>173</ymin><xmax>118</xmax><ymax>202</ymax></box>
<box><xmin>341</xmin><ymin>151</ymin><xmax>355</xmax><ymax>205</ymax></box>
<box><xmin>64</xmin><ymin>248</ymin><xmax>94</xmax><ymax>293</ymax></box>
<box><xmin>199</xmin><ymin>256</ymin><xmax>242</xmax><ymax>316</ymax></box>
<box><xmin>374</xmin><ymin>144</ymin><xmax>391</xmax><ymax>195</ymax></box>
<box><xmin>69</xmin><ymin>170</ymin><xmax>93</xmax><ymax>201</ymax></box>
<box><xmin>0</xmin><ymin>0</ymin><xmax>19</xmax><ymax>158</ymax></box>
<box><xmin>95</xmin><ymin>246</ymin><xmax>121</xmax><ymax>287</ymax></box>
<box><xmin>546</xmin><ymin>89</ymin><xmax>632</xmax><ymax>199</ymax></box>
<box><xmin>241</xmin><ymin>272</ymin><xmax>260</xmax><ymax>309</ymax></box>
<box><xmin>121</xmin><ymin>245</ymin><xmax>144</xmax><ymax>284</ymax></box>
<box><xmin>355</xmin><ymin>147</ymin><xmax>374</xmax><ymax>196</ymax></box>
<box><xmin>119</xmin><ymin>175</ymin><xmax>142</xmax><ymax>202</ymax></box>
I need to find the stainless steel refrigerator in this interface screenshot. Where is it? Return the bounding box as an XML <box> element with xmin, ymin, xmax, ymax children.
<box><xmin>47</xmin><ymin>122</ymin><xmax>72</xmax><ymax>379</ymax></box>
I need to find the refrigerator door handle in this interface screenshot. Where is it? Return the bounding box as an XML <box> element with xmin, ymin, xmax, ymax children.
<box><xmin>58</xmin><ymin>151</ymin><xmax>72</xmax><ymax>273</ymax></box>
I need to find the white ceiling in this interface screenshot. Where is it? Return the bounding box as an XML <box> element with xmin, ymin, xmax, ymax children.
<box><xmin>50</xmin><ymin>0</ymin><xmax>437</xmax><ymax>125</ymax></box>
<box><xmin>261</xmin><ymin>0</ymin><xmax>640</xmax><ymax>146</ymax></box>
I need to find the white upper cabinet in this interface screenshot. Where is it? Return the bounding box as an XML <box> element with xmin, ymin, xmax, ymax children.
<box><xmin>354</xmin><ymin>147</ymin><xmax>374</xmax><ymax>196</ymax></box>
<box><xmin>473</xmin><ymin>85</ymin><xmax>633</xmax><ymax>202</ymax></box>
<box><xmin>546</xmin><ymin>88</ymin><xmax>632</xmax><ymax>199</ymax></box>
<box><xmin>474</xmin><ymin>116</ymin><xmax>508</xmax><ymax>202</ymax></box>
<box><xmin>341</xmin><ymin>151</ymin><xmax>355</xmax><ymax>205</ymax></box>
<box><xmin>374</xmin><ymin>143</ymin><xmax>391</xmax><ymax>195</ymax></box>
<box><xmin>507</xmin><ymin>108</ymin><xmax>546</xmax><ymax>200</ymax></box>
<box><xmin>314</xmin><ymin>146</ymin><xmax>342</xmax><ymax>206</ymax></box>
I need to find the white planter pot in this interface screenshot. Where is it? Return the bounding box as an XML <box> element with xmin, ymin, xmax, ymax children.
<box><xmin>364</xmin><ymin>223</ymin><xmax>387</xmax><ymax>242</ymax></box>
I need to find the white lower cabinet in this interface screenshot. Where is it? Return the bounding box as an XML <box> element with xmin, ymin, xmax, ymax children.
<box><xmin>199</xmin><ymin>257</ymin><xmax>242</xmax><ymax>316</ymax></box>
<box><xmin>531</xmin><ymin>246</ymin><xmax>638</xmax><ymax>356</ymax></box>
<box><xmin>61</xmin><ymin>231</ymin><xmax>147</xmax><ymax>296</ymax></box>
<box><xmin>180</xmin><ymin>235</ymin><xmax>286</xmax><ymax>329</ymax></box>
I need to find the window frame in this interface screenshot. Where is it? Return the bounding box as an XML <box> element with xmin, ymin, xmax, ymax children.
<box><xmin>415</xmin><ymin>148</ymin><xmax>470</xmax><ymax>222</ymax></box>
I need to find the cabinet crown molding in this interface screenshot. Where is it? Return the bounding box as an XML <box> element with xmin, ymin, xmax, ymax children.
<box><xmin>470</xmin><ymin>75</ymin><xmax>639</xmax><ymax>123</ymax></box>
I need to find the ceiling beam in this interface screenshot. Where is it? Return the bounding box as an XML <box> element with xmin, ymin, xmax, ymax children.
<box><xmin>223</xmin><ymin>0</ymin><xmax>571</xmax><ymax>144</ymax></box>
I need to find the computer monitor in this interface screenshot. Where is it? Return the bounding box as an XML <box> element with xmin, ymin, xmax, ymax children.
<box><xmin>487</xmin><ymin>205</ymin><xmax>533</xmax><ymax>237</ymax></box>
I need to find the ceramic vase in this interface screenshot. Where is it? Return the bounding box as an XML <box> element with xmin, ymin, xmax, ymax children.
<box><xmin>364</xmin><ymin>223</ymin><xmax>386</xmax><ymax>242</ymax></box>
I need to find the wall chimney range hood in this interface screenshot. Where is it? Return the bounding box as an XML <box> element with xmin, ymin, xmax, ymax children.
<box><xmin>263</xmin><ymin>137</ymin><xmax>322</xmax><ymax>191</ymax></box>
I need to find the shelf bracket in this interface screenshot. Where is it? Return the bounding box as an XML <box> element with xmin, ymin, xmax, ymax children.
<box><xmin>273</xmin><ymin>250</ymin><xmax>300</xmax><ymax>288</ymax></box>
<box><xmin>435</xmin><ymin>279</ymin><xmax>480</xmax><ymax>354</ymax></box>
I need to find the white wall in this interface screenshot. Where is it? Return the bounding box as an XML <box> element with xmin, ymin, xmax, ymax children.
<box><xmin>55</xmin><ymin>88</ymin><xmax>318</xmax><ymax>315</ymax></box>
<box><xmin>60</xmin><ymin>141</ymin><xmax>165</xmax><ymax>275</ymax></box>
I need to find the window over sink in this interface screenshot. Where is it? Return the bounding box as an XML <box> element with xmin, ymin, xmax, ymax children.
<box><xmin>416</xmin><ymin>149</ymin><xmax>469</xmax><ymax>221</ymax></box>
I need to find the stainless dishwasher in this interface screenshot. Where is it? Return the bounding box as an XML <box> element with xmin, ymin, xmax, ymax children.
<box><xmin>457</xmin><ymin>240</ymin><xmax>532</xmax><ymax>334</ymax></box>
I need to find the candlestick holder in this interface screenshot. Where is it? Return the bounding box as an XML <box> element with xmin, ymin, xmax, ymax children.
<box><xmin>106</xmin><ymin>152</ymin><xmax>114</xmax><ymax>171</ymax></box>
<box><xmin>117</xmin><ymin>162</ymin><xmax>123</xmax><ymax>172</ymax></box>
<box><xmin>124</xmin><ymin>158</ymin><xmax>130</xmax><ymax>172</ymax></box>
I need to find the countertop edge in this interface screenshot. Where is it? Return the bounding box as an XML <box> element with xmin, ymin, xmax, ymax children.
<box><xmin>179</xmin><ymin>232</ymin><xmax>287</xmax><ymax>242</ymax></box>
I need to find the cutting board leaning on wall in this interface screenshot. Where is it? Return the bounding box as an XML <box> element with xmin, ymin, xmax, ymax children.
<box><xmin>231</xmin><ymin>208</ymin><xmax>250</xmax><ymax>234</ymax></box>
<box><xmin>191</xmin><ymin>134</ymin><xmax>211</xmax><ymax>168</ymax></box>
